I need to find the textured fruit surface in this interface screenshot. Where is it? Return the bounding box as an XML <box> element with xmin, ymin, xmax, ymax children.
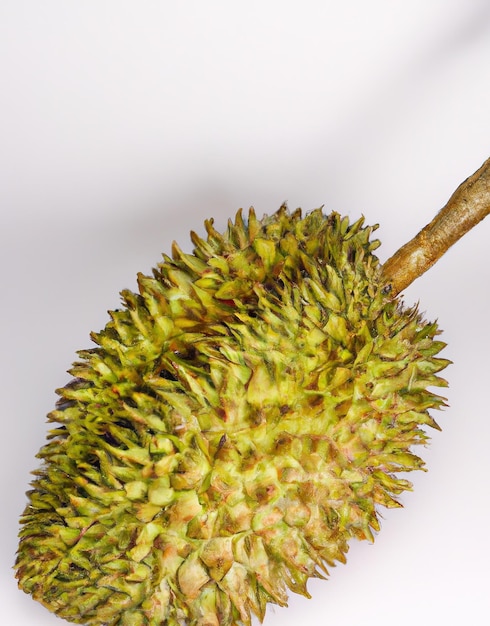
<box><xmin>16</xmin><ymin>207</ymin><xmax>449</xmax><ymax>626</ymax></box>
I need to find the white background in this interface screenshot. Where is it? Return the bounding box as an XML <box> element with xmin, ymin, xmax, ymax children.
<box><xmin>1</xmin><ymin>2</ymin><xmax>490</xmax><ymax>624</ymax></box>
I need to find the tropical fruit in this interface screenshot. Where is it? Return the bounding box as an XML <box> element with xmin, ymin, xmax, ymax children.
<box><xmin>16</xmin><ymin>206</ymin><xmax>449</xmax><ymax>626</ymax></box>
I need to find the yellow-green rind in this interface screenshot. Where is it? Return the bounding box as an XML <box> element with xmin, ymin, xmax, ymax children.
<box><xmin>16</xmin><ymin>207</ymin><xmax>449</xmax><ymax>626</ymax></box>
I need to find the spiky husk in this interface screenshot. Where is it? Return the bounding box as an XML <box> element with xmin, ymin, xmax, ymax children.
<box><xmin>16</xmin><ymin>207</ymin><xmax>449</xmax><ymax>626</ymax></box>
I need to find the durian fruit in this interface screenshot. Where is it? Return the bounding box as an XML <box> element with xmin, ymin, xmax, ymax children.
<box><xmin>15</xmin><ymin>205</ymin><xmax>452</xmax><ymax>626</ymax></box>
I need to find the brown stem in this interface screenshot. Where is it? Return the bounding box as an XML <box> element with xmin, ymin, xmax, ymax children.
<box><xmin>381</xmin><ymin>157</ymin><xmax>490</xmax><ymax>295</ymax></box>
